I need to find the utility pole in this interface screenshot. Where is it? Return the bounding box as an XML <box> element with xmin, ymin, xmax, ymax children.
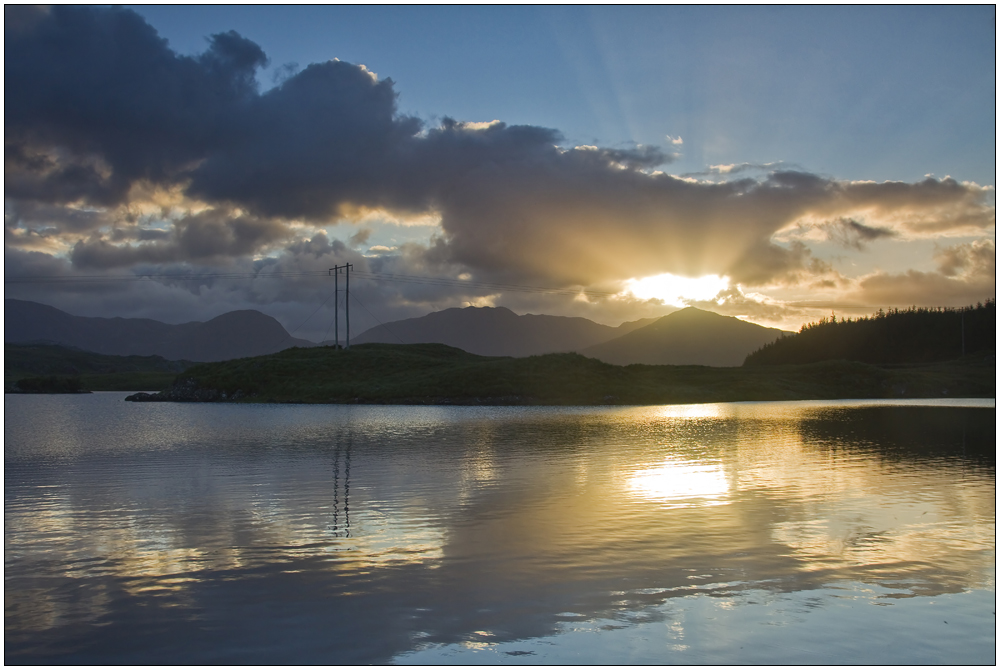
<box><xmin>346</xmin><ymin>263</ymin><xmax>350</xmax><ymax>349</ymax></box>
<box><xmin>328</xmin><ymin>264</ymin><xmax>353</xmax><ymax>349</ymax></box>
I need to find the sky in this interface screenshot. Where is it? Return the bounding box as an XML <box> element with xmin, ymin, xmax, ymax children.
<box><xmin>5</xmin><ymin>5</ymin><xmax>995</xmax><ymax>340</ymax></box>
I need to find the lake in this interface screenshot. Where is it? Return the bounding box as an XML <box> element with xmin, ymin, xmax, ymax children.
<box><xmin>5</xmin><ymin>393</ymin><xmax>995</xmax><ymax>664</ymax></box>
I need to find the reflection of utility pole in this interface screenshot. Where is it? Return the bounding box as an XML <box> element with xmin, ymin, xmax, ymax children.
<box><xmin>328</xmin><ymin>264</ymin><xmax>353</xmax><ymax>349</ymax></box>
<box><xmin>332</xmin><ymin>438</ymin><xmax>352</xmax><ymax>538</ymax></box>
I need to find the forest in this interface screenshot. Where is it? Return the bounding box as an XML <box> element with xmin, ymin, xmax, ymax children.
<box><xmin>744</xmin><ymin>300</ymin><xmax>995</xmax><ymax>366</ymax></box>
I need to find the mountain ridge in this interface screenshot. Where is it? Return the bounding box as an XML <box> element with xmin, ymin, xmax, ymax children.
<box><xmin>5</xmin><ymin>299</ymin><xmax>314</xmax><ymax>362</ymax></box>
<box><xmin>581</xmin><ymin>306</ymin><xmax>791</xmax><ymax>367</ymax></box>
<box><xmin>341</xmin><ymin>305</ymin><xmax>665</xmax><ymax>357</ymax></box>
<box><xmin>7</xmin><ymin>299</ymin><xmax>788</xmax><ymax>366</ymax></box>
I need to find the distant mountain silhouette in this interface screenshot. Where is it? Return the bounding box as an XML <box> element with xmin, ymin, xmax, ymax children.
<box><xmin>342</xmin><ymin>305</ymin><xmax>664</xmax><ymax>357</ymax></box>
<box><xmin>581</xmin><ymin>306</ymin><xmax>790</xmax><ymax>366</ymax></box>
<box><xmin>5</xmin><ymin>299</ymin><xmax>313</xmax><ymax>362</ymax></box>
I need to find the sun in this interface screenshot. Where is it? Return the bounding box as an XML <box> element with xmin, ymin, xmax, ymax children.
<box><xmin>624</xmin><ymin>273</ymin><xmax>729</xmax><ymax>306</ymax></box>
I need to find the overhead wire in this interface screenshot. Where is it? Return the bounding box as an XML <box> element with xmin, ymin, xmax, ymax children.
<box><xmin>348</xmin><ymin>292</ymin><xmax>406</xmax><ymax>344</ymax></box>
<box><xmin>5</xmin><ymin>269</ymin><xmax>625</xmax><ymax>342</ymax></box>
<box><xmin>274</xmin><ymin>288</ymin><xmax>338</xmax><ymax>349</ymax></box>
<box><xmin>4</xmin><ymin>268</ymin><xmax>623</xmax><ymax>299</ymax></box>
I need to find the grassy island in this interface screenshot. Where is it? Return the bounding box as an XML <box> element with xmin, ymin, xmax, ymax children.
<box><xmin>126</xmin><ymin>343</ymin><xmax>994</xmax><ymax>405</ymax></box>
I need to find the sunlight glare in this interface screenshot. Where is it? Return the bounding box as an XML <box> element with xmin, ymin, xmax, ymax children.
<box><xmin>627</xmin><ymin>459</ymin><xmax>729</xmax><ymax>507</ymax></box>
<box><xmin>625</xmin><ymin>273</ymin><xmax>729</xmax><ymax>306</ymax></box>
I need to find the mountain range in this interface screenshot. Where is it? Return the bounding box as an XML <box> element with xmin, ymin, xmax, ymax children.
<box><xmin>343</xmin><ymin>306</ymin><xmax>661</xmax><ymax>357</ymax></box>
<box><xmin>6</xmin><ymin>300</ymin><xmax>789</xmax><ymax>366</ymax></box>
<box><xmin>5</xmin><ymin>299</ymin><xmax>313</xmax><ymax>362</ymax></box>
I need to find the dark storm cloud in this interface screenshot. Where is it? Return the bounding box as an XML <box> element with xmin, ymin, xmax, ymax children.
<box><xmin>6</xmin><ymin>5</ymin><xmax>265</xmax><ymax>205</ymax></box>
<box><xmin>4</xmin><ymin>6</ymin><xmax>678</xmax><ymax>223</ymax></box>
<box><xmin>187</xmin><ymin>60</ymin><xmax>423</xmax><ymax>219</ymax></box>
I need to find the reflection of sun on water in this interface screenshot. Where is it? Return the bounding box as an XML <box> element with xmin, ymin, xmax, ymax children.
<box><xmin>649</xmin><ymin>403</ymin><xmax>727</xmax><ymax>420</ymax></box>
<box><xmin>624</xmin><ymin>273</ymin><xmax>729</xmax><ymax>306</ymax></box>
<box><xmin>627</xmin><ymin>459</ymin><xmax>729</xmax><ymax>508</ymax></box>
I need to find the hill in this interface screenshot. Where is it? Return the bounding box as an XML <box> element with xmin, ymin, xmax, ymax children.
<box><xmin>125</xmin><ymin>343</ymin><xmax>994</xmax><ymax>405</ymax></box>
<box><xmin>581</xmin><ymin>307</ymin><xmax>790</xmax><ymax>366</ymax></box>
<box><xmin>5</xmin><ymin>299</ymin><xmax>314</xmax><ymax>362</ymax></box>
<box><xmin>344</xmin><ymin>305</ymin><xmax>662</xmax><ymax>357</ymax></box>
<box><xmin>5</xmin><ymin>343</ymin><xmax>196</xmax><ymax>392</ymax></box>
<box><xmin>744</xmin><ymin>301</ymin><xmax>996</xmax><ymax>366</ymax></box>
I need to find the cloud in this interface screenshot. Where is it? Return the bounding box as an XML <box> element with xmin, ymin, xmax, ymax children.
<box><xmin>584</xmin><ymin>144</ymin><xmax>679</xmax><ymax>168</ymax></box>
<box><xmin>69</xmin><ymin>209</ymin><xmax>293</xmax><ymax>269</ymax></box>
<box><xmin>934</xmin><ymin>239</ymin><xmax>995</xmax><ymax>278</ymax></box>
<box><xmin>4</xmin><ymin>6</ymin><xmax>996</xmax><ymax>331</ymax></box>
<box><xmin>684</xmin><ymin>286</ymin><xmax>809</xmax><ymax>327</ymax></box>
<box><xmin>818</xmin><ymin>217</ymin><xmax>898</xmax><ymax>250</ymax></box>
<box><xmin>844</xmin><ymin>239</ymin><xmax>996</xmax><ymax>307</ymax></box>
<box><xmin>348</xmin><ymin>228</ymin><xmax>372</xmax><ymax>247</ymax></box>
<box><xmin>7</xmin><ymin>200</ymin><xmax>115</xmax><ymax>235</ymax></box>
<box><xmin>688</xmin><ymin>161</ymin><xmax>790</xmax><ymax>177</ymax></box>
<box><xmin>187</xmin><ymin>58</ymin><xmax>423</xmax><ymax>220</ymax></box>
<box><xmin>6</xmin><ymin>6</ymin><xmax>267</xmax><ymax>206</ymax></box>
<box><xmin>855</xmin><ymin>268</ymin><xmax>995</xmax><ymax>307</ymax></box>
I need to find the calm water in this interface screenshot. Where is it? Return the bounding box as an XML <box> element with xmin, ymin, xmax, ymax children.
<box><xmin>5</xmin><ymin>394</ymin><xmax>995</xmax><ymax>664</ymax></box>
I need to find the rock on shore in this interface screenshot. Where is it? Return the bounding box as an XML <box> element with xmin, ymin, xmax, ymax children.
<box><xmin>125</xmin><ymin>378</ymin><xmax>248</xmax><ymax>402</ymax></box>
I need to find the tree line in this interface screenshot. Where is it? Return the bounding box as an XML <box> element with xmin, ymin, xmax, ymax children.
<box><xmin>743</xmin><ymin>300</ymin><xmax>995</xmax><ymax>366</ymax></box>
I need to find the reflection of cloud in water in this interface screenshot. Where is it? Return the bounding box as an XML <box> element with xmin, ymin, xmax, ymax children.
<box><xmin>626</xmin><ymin>459</ymin><xmax>729</xmax><ymax>507</ymax></box>
<box><xmin>5</xmin><ymin>395</ymin><xmax>995</xmax><ymax>664</ymax></box>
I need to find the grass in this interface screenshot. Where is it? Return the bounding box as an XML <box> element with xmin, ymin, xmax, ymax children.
<box><xmin>8</xmin><ymin>342</ymin><xmax>992</xmax><ymax>403</ymax></box>
<box><xmin>155</xmin><ymin>343</ymin><xmax>995</xmax><ymax>404</ymax></box>
<box><xmin>5</xmin><ymin>344</ymin><xmax>195</xmax><ymax>392</ymax></box>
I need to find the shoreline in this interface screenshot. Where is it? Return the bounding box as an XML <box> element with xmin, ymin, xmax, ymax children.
<box><xmin>122</xmin><ymin>344</ymin><xmax>995</xmax><ymax>406</ymax></box>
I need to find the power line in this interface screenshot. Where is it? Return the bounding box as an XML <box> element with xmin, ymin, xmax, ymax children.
<box><xmin>348</xmin><ymin>292</ymin><xmax>406</xmax><ymax>345</ymax></box>
<box><xmin>273</xmin><ymin>288</ymin><xmax>338</xmax><ymax>350</ymax></box>
<box><xmin>5</xmin><ymin>268</ymin><xmax>621</xmax><ymax>299</ymax></box>
<box><xmin>351</xmin><ymin>269</ymin><xmax>619</xmax><ymax>298</ymax></box>
<box><xmin>3</xmin><ymin>270</ymin><xmax>329</xmax><ymax>284</ymax></box>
